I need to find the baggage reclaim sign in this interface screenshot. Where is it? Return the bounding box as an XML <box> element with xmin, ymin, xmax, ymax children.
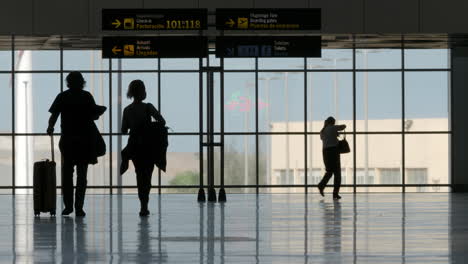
<box><xmin>216</xmin><ymin>36</ymin><xmax>321</xmax><ymax>58</ymax></box>
<box><xmin>216</xmin><ymin>9</ymin><xmax>320</xmax><ymax>30</ymax></box>
<box><xmin>102</xmin><ymin>37</ymin><xmax>208</xmax><ymax>58</ymax></box>
<box><xmin>102</xmin><ymin>9</ymin><xmax>208</xmax><ymax>31</ymax></box>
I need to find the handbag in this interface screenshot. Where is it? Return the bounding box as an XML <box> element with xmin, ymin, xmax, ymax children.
<box><xmin>92</xmin><ymin>122</ymin><xmax>106</xmax><ymax>157</ymax></box>
<box><xmin>338</xmin><ymin>131</ymin><xmax>350</xmax><ymax>154</ymax></box>
<box><xmin>91</xmin><ymin>104</ymin><xmax>107</xmax><ymax>157</ymax></box>
<box><xmin>145</xmin><ymin>103</ymin><xmax>169</xmax><ymax>172</ymax></box>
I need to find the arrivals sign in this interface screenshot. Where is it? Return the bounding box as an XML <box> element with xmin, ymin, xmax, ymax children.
<box><xmin>216</xmin><ymin>9</ymin><xmax>320</xmax><ymax>30</ymax></box>
<box><xmin>102</xmin><ymin>9</ymin><xmax>208</xmax><ymax>30</ymax></box>
<box><xmin>102</xmin><ymin>37</ymin><xmax>208</xmax><ymax>58</ymax></box>
<box><xmin>216</xmin><ymin>36</ymin><xmax>321</xmax><ymax>57</ymax></box>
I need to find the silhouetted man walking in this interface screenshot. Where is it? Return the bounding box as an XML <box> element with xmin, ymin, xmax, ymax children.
<box><xmin>47</xmin><ymin>71</ymin><xmax>106</xmax><ymax>217</ymax></box>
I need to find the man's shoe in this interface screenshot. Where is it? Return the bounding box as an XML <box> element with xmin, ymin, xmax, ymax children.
<box><xmin>62</xmin><ymin>208</ymin><xmax>73</xmax><ymax>216</ymax></box>
<box><xmin>75</xmin><ymin>209</ymin><xmax>86</xmax><ymax>217</ymax></box>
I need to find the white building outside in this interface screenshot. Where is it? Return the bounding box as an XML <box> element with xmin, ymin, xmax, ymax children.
<box><xmin>270</xmin><ymin>118</ymin><xmax>449</xmax><ymax>192</ymax></box>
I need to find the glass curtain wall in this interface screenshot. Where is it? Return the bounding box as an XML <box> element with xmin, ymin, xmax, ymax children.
<box><xmin>0</xmin><ymin>35</ymin><xmax>451</xmax><ymax>193</ymax></box>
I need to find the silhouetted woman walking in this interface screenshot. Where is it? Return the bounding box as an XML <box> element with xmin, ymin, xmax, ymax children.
<box><xmin>318</xmin><ymin>116</ymin><xmax>346</xmax><ymax>199</ymax></box>
<box><xmin>121</xmin><ymin>80</ymin><xmax>165</xmax><ymax>216</ymax></box>
<box><xmin>47</xmin><ymin>71</ymin><xmax>106</xmax><ymax>216</ymax></box>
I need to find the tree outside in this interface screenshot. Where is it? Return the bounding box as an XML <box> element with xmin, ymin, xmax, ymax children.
<box><xmin>168</xmin><ymin>137</ymin><xmax>267</xmax><ymax>194</ymax></box>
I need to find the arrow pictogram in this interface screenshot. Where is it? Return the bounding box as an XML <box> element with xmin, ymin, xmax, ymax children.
<box><xmin>225</xmin><ymin>18</ymin><xmax>235</xmax><ymax>28</ymax></box>
<box><xmin>112</xmin><ymin>19</ymin><xmax>121</xmax><ymax>28</ymax></box>
<box><xmin>112</xmin><ymin>46</ymin><xmax>122</xmax><ymax>55</ymax></box>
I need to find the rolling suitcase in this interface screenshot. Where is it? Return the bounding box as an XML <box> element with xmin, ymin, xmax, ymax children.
<box><xmin>33</xmin><ymin>136</ymin><xmax>56</xmax><ymax>216</ymax></box>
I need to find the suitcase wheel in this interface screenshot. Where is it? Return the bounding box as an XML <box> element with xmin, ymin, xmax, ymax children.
<box><xmin>50</xmin><ymin>211</ymin><xmax>56</xmax><ymax>217</ymax></box>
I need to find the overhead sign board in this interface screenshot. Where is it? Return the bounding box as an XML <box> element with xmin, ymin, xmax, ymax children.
<box><xmin>102</xmin><ymin>9</ymin><xmax>208</xmax><ymax>30</ymax></box>
<box><xmin>102</xmin><ymin>36</ymin><xmax>208</xmax><ymax>58</ymax></box>
<box><xmin>216</xmin><ymin>36</ymin><xmax>321</xmax><ymax>58</ymax></box>
<box><xmin>216</xmin><ymin>9</ymin><xmax>320</xmax><ymax>30</ymax></box>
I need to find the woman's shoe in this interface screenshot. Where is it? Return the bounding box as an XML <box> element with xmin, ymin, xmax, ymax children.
<box><xmin>333</xmin><ymin>194</ymin><xmax>342</xmax><ymax>200</ymax></box>
<box><xmin>318</xmin><ymin>184</ymin><xmax>325</xmax><ymax>197</ymax></box>
<box><xmin>139</xmin><ymin>210</ymin><xmax>150</xmax><ymax>217</ymax></box>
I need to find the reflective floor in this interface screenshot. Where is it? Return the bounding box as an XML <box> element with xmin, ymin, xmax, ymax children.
<box><xmin>0</xmin><ymin>193</ymin><xmax>466</xmax><ymax>263</ymax></box>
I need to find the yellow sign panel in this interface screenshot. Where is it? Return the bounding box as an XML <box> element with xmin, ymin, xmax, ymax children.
<box><xmin>123</xmin><ymin>45</ymin><xmax>135</xmax><ymax>56</ymax></box>
<box><xmin>237</xmin><ymin>17</ymin><xmax>248</xmax><ymax>29</ymax></box>
<box><xmin>124</xmin><ymin>18</ymin><xmax>135</xmax><ymax>29</ymax></box>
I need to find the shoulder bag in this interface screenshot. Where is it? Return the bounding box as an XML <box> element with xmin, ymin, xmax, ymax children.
<box><xmin>338</xmin><ymin>130</ymin><xmax>351</xmax><ymax>154</ymax></box>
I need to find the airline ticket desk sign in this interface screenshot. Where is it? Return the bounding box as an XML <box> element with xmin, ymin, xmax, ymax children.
<box><xmin>216</xmin><ymin>9</ymin><xmax>320</xmax><ymax>30</ymax></box>
<box><xmin>216</xmin><ymin>36</ymin><xmax>321</xmax><ymax>58</ymax></box>
<box><xmin>102</xmin><ymin>9</ymin><xmax>208</xmax><ymax>30</ymax></box>
<box><xmin>102</xmin><ymin>37</ymin><xmax>208</xmax><ymax>58</ymax></box>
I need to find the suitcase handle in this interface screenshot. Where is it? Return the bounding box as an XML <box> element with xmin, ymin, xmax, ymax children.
<box><xmin>50</xmin><ymin>135</ymin><xmax>55</xmax><ymax>162</ymax></box>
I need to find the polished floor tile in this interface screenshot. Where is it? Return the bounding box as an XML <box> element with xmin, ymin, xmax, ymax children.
<box><xmin>0</xmin><ymin>193</ymin><xmax>466</xmax><ymax>263</ymax></box>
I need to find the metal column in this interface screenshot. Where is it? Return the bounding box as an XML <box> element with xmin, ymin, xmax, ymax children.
<box><xmin>206</xmin><ymin>69</ymin><xmax>216</xmax><ymax>202</ymax></box>
<box><xmin>200</xmin><ymin>66</ymin><xmax>224</xmax><ymax>203</ymax></box>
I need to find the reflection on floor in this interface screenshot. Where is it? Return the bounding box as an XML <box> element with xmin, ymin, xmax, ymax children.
<box><xmin>0</xmin><ymin>193</ymin><xmax>466</xmax><ymax>263</ymax></box>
